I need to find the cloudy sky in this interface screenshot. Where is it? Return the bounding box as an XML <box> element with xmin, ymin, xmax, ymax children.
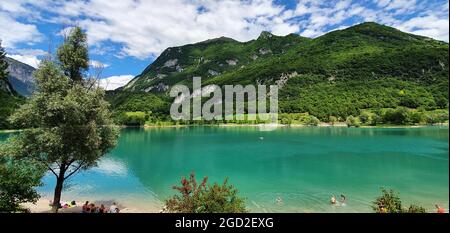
<box><xmin>1</xmin><ymin>0</ymin><xmax>448</xmax><ymax>90</ymax></box>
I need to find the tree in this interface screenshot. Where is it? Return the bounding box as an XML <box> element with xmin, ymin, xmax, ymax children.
<box><xmin>9</xmin><ymin>27</ymin><xmax>119</xmax><ymax>212</ymax></box>
<box><xmin>0</xmin><ymin>142</ymin><xmax>45</xmax><ymax>213</ymax></box>
<box><xmin>165</xmin><ymin>173</ymin><xmax>247</xmax><ymax>213</ymax></box>
<box><xmin>0</xmin><ymin>40</ymin><xmax>8</xmax><ymax>80</ymax></box>
<box><xmin>57</xmin><ymin>27</ymin><xmax>89</xmax><ymax>83</ymax></box>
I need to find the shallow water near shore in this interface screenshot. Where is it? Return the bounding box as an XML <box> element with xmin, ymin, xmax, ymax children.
<box><xmin>2</xmin><ymin>126</ymin><xmax>449</xmax><ymax>212</ymax></box>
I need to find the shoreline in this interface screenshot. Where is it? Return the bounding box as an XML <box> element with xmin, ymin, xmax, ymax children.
<box><xmin>140</xmin><ymin>123</ymin><xmax>448</xmax><ymax>129</ymax></box>
<box><xmin>3</xmin><ymin>123</ymin><xmax>448</xmax><ymax>132</ymax></box>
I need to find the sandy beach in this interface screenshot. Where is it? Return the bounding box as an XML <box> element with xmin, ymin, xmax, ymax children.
<box><xmin>24</xmin><ymin>198</ymin><xmax>161</xmax><ymax>213</ymax></box>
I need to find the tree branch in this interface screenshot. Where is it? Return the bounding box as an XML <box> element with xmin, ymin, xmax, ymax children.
<box><xmin>63</xmin><ymin>161</ymin><xmax>85</xmax><ymax>180</ymax></box>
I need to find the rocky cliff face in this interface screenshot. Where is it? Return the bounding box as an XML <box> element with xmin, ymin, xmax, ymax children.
<box><xmin>6</xmin><ymin>57</ymin><xmax>36</xmax><ymax>96</ymax></box>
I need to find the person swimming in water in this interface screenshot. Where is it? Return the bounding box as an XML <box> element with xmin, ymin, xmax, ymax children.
<box><xmin>330</xmin><ymin>195</ymin><xmax>337</xmax><ymax>205</ymax></box>
<box><xmin>275</xmin><ymin>196</ymin><xmax>283</xmax><ymax>205</ymax></box>
<box><xmin>340</xmin><ymin>194</ymin><xmax>346</xmax><ymax>206</ymax></box>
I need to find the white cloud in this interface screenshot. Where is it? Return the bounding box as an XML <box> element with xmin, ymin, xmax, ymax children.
<box><xmin>1</xmin><ymin>0</ymin><xmax>449</xmax><ymax>61</ymax></box>
<box><xmin>89</xmin><ymin>60</ymin><xmax>110</xmax><ymax>68</ymax></box>
<box><xmin>98</xmin><ymin>75</ymin><xmax>134</xmax><ymax>90</ymax></box>
<box><xmin>0</xmin><ymin>13</ymin><xmax>43</xmax><ymax>48</ymax></box>
<box><xmin>10</xmin><ymin>0</ymin><xmax>296</xmax><ymax>59</ymax></box>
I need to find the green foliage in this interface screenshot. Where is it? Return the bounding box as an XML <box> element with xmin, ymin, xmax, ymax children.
<box><xmin>0</xmin><ymin>41</ymin><xmax>8</xmax><ymax>80</ymax></box>
<box><xmin>165</xmin><ymin>173</ymin><xmax>247</xmax><ymax>213</ymax></box>
<box><xmin>329</xmin><ymin>116</ymin><xmax>338</xmax><ymax>125</ymax></box>
<box><xmin>346</xmin><ymin>115</ymin><xmax>360</xmax><ymax>127</ymax></box>
<box><xmin>372</xmin><ymin>188</ymin><xmax>403</xmax><ymax>213</ymax></box>
<box><xmin>117</xmin><ymin>111</ymin><xmax>148</xmax><ymax>126</ymax></box>
<box><xmin>305</xmin><ymin>115</ymin><xmax>320</xmax><ymax>126</ymax></box>
<box><xmin>0</xmin><ymin>91</ymin><xmax>24</xmax><ymax>129</ymax></box>
<box><xmin>57</xmin><ymin>27</ymin><xmax>89</xmax><ymax>83</ymax></box>
<box><xmin>407</xmin><ymin>205</ymin><xmax>427</xmax><ymax>213</ymax></box>
<box><xmin>372</xmin><ymin>188</ymin><xmax>427</xmax><ymax>213</ymax></box>
<box><xmin>382</xmin><ymin>107</ymin><xmax>409</xmax><ymax>125</ymax></box>
<box><xmin>0</xmin><ymin>142</ymin><xmax>45</xmax><ymax>212</ymax></box>
<box><xmin>0</xmin><ymin>42</ymin><xmax>24</xmax><ymax>130</ymax></box>
<box><xmin>9</xmin><ymin>61</ymin><xmax>119</xmax><ymax>203</ymax></box>
<box><xmin>9</xmin><ymin>27</ymin><xmax>119</xmax><ymax>211</ymax></box>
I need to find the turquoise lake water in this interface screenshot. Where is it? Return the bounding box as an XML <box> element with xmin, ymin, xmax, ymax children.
<box><xmin>1</xmin><ymin>126</ymin><xmax>449</xmax><ymax>212</ymax></box>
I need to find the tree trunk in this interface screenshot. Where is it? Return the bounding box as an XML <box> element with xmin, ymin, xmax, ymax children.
<box><xmin>51</xmin><ymin>166</ymin><xmax>66</xmax><ymax>213</ymax></box>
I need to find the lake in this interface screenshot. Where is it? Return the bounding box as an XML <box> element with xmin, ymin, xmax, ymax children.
<box><xmin>2</xmin><ymin>126</ymin><xmax>449</xmax><ymax>212</ymax></box>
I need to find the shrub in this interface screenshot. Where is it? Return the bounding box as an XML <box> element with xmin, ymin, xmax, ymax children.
<box><xmin>358</xmin><ymin>112</ymin><xmax>371</xmax><ymax>125</ymax></box>
<box><xmin>372</xmin><ymin>188</ymin><xmax>403</xmax><ymax>213</ymax></box>
<box><xmin>118</xmin><ymin>111</ymin><xmax>147</xmax><ymax>126</ymax></box>
<box><xmin>382</xmin><ymin>107</ymin><xmax>409</xmax><ymax>125</ymax></box>
<box><xmin>406</xmin><ymin>204</ymin><xmax>427</xmax><ymax>213</ymax></box>
<box><xmin>346</xmin><ymin>115</ymin><xmax>360</xmax><ymax>127</ymax></box>
<box><xmin>165</xmin><ymin>173</ymin><xmax>247</xmax><ymax>213</ymax></box>
<box><xmin>372</xmin><ymin>188</ymin><xmax>427</xmax><ymax>213</ymax></box>
<box><xmin>305</xmin><ymin>116</ymin><xmax>320</xmax><ymax>126</ymax></box>
<box><xmin>329</xmin><ymin>116</ymin><xmax>338</xmax><ymax>125</ymax></box>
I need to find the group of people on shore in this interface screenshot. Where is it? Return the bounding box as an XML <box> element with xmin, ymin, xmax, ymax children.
<box><xmin>82</xmin><ymin>201</ymin><xmax>120</xmax><ymax>213</ymax></box>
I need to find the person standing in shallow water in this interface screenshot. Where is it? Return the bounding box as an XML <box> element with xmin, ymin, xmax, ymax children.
<box><xmin>340</xmin><ymin>194</ymin><xmax>346</xmax><ymax>206</ymax></box>
<box><xmin>435</xmin><ymin>204</ymin><xmax>446</xmax><ymax>213</ymax></box>
<box><xmin>330</xmin><ymin>195</ymin><xmax>337</xmax><ymax>205</ymax></box>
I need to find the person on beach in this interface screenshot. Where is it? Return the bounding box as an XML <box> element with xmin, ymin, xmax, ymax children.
<box><xmin>82</xmin><ymin>201</ymin><xmax>90</xmax><ymax>213</ymax></box>
<box><xmin>99</xmin><ymin>204</ymin><xmax>106</xmax><ymax>213</ymax></box>
<box><xmin>330</xmin><ymin>195</ymin><xmax>337</xmax><ymax>205</ymax></box>
<box><xmin>435</xmin><ymin>204</ymin><xmax>446</xmax><ymax>213</ymax></box>
<box><xmin>109</xmin><ymin>202</ymin><xmax>119</xmax><ymax>213</ymax></box>
<box><xmin>90</xmin><ymin>203</ymin><xmax>97</xmax><ymax>213</ymax></box>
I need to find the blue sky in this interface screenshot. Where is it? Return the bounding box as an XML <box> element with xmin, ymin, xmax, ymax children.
<box><xmin>1</xmin><ymin>0</ymin><xmax>448</xmax><ymax>90</ymax></box>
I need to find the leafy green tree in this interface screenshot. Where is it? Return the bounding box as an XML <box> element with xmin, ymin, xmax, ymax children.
<box><xmin>0</xmin><ymin>41</ymin><xmax>8</xmax><ymax>81</ymax></box>
<box><xmin>9</xmin><ymin>28</ymin><xmax>119</xmax><ymax>212</ymax></box>
<box><xmin>165</xmin><ymin>173</ymin><xmax>247</xmax><ymax>213</ymax></box>
<box><xmin>0</xmin><ymin>143</ymin><xmax>45</xmax><ymax>212</ymax></box>
<box><xmin>57</xmin><ymin>27</ymin><xmax>89</xmax><ymax>83</ymax></box>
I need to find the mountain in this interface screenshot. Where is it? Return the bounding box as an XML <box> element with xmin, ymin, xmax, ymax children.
<box><xmin>6</xmin><ymin>57</ymin><xmax>36</xmax><ymax>97</ymax></box>
<box><xmin>108</xmin><ymin>22</ymin><xmax>449</xmax><ymax>121</ymax></box>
